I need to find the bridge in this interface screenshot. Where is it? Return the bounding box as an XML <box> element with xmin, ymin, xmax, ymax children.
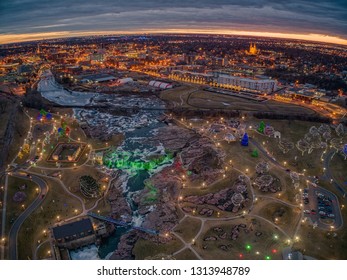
<box><xmin>88</xmin><ymin>212</ymin><xmax>159</xmax><ymax>235</ymax></box>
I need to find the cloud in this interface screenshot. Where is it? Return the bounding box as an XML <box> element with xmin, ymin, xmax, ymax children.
<box><xmin>0</xmin><ymin>0</ymin><xmax>346</xmax><ymax>42</ymax></box>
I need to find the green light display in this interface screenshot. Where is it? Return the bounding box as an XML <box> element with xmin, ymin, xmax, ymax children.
<box><xmin>103</xmin><ymin>150</ymin><xmax>174</xmax><ymax>172</ymax></box>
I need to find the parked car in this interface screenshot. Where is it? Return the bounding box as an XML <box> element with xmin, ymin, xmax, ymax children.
<box><xmin>328</xmin><ymin>214</ymin><xmax>335</xmax><ymax>218</ymax></box>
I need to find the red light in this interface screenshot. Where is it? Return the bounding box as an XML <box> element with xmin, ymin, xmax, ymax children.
<box><xmin>239</xmin><ymin>253</ymin><xmax>243</xmax><ymax>258</ymax></box>
<box><xmin>272</xmin><ymin>249</ymin><xmax>277</xmax><ymax>254</ymax></box>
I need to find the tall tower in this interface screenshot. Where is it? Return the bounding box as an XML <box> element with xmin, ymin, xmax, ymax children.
<box><xmin>249</xmin><ymin>43</ymin><xmax>258</xmax><ymax>55</ymax></box>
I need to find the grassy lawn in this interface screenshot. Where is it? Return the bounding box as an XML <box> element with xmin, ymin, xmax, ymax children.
<box><xmin>91</xmin><ymin>197</ymin><xmax>111</xmax><ymax>216</ymax></box>
<box><xmin>5</xmin><ymin>176</ymin><xmax>39</xmax><ymax>234</ymax></box>
<box><xmin>0</xmin><ymin>103</ymin><xmax>30</xmax><ymax>168</ymax></box>
<box><xmin>133</xmin><ymin>237</ymin><xmax>183</xmax><ymax>260</ymax></box>
<box><xmin>181</xmin><ymin>169</ymin><xmax>241</xmax><ymax>196</ymax></box>
<box><xmin>249</xmin><ymin>119</ymin><xmax>329</xmax><ymax>177</ymax></box>
<box><xmin>254</xmin><ymin>199</ymin><xmax>301</xmax><ymax>237</ymax></box>
<box><xmin>292</xmin><ymin>221</ymin><xmax>347</xmax><ymax>260</ymax></box>
<box><xmin>36</xmin><ymin>241</ymin><xmax>51</xmax><ymax>260</ymax></box>
<box><xmin>252</xmin><ymin>166</ymin><xmax>300</xmax><ymax>205</ymax></box>
<box><xmin>60</xmin><ymin>165</ymin><xmax>107</xmax><ymax>209</ymax></box>
<box><xmin>17</xmin><ymin>178</ymin><xmax>82</xmax><ymax>260</ymax></box>
<box><xmin>186</xmin><ymin>90</ymin><xmax>315</xmax><ymax>114</ymax></box>
<box><xmin>160</xmin><ymin>85</ymin><xmax>197</xmax><ymax>108</ymax></box>
<box><xmin>173</xmin><ymin>217</ymin><xmax>202</xmax><ymax>242</ymax></box>
<box><xmin>174</xmin><ymin>248</ymin><xmax>198</xmax><ymax>260</ymax></box>
<box><xmin>68</xmin><ymin>118</ymin><xmax>124</xmax><ymax>150</ymax></box>
<box><xmin>195</xmin><ymin>217</ymin><xmax>285</xmax><ymax>260</ymax></box>
<box><xmin>329</xmin><ymin>154</ymin><xmax>347</xmax><ymax>193</ymax></box>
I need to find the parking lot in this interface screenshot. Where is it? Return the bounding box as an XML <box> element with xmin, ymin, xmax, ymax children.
<box><xmin>303</xmin><ymin>183</ymin><xmax>343</xmax><ymax>230</ymax></box>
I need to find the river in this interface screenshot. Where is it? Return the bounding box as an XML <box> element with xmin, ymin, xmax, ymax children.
<box><xmin>38</xmin><ymin>70</ymin><xmax>171</xmax><ymax>259</ymax></box>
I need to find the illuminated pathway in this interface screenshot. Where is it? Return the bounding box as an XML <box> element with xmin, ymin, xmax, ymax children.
<box><xmin>167</xmin><ymin>115</ymin><xmax>313</xmax><ymax>259</ymax></box>
<box><xmin>8</xmin><ymin>174</ymin><xmax>48</xmax><ymax>260</ymax></box>
<box><xmin>0</xmin><ymin>174</ymin><xmax>9</xmax><ymax>260</ymax></box>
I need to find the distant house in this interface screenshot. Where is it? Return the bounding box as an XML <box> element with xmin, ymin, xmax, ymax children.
<box><xmin>224</xmin><ymin>133</ymin><xmax>236</xmax><ymax>142</ymax></box>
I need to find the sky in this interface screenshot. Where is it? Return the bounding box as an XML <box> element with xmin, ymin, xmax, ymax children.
<box><xmin>1</xmin><ymin>0</ymin><xmax>347</xmax><ymax>45</ymax></box>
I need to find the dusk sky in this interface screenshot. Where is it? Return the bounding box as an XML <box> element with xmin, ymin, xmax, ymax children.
<box><xmin>1</xmin><ymin>0</ymin><xmax>347</xmax><ymax>44</ymax></box>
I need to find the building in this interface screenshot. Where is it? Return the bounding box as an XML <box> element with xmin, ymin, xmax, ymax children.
<box><xmin>170</xmin><ymin>70</ymin><xmax>276</xmax><ymax>93</ymax></box>
<box><xmin>246</xmin><ymin>43</ymin><xmax>259</xmax><ymax>55</ymax></box>
<box><xmin>94</xmin><ymin>151</ymin><xmax>104</xmax><ymax>165</ymax></box>
<box><xmin>80</xmin><ymin>73</ymin><xmax>116</xmax><ymax>83</ymax></box>
<box><xmin>212</xmin><ymin>57</ymin><xmax>228</xmax><ymax>67</ymax></box>
<box><xmin>216</xmin><ymin>74</ymin><xmax>277</xmax><ymax>93</ymax></box>
<box><xmin>89</xmin><ymin>53</ymin><xmax>104</xmax><ymax>62</ymax></box>
<box><xmin>117</xmin><ymin>77</ymin><xmax>133</xmax><ymax>84</ymax></box>
<box><xmin>52</xmin><ymin>219</ymin><xmax>95</xmax><ymax>249</ymax></box>
<box><xmin>169</xmin><ymin>70</ymin><xmax>214</xmax><ymax>84</ymax></box>
<box><xmin>17</xmin><ymin>64</ymin><xmax>34</xmax><ymax>75</ymax></box>
<box><xmin>148</xmin><ymin>80</ymin><xmax>173</xmax><ymax>89</ymax></box>
<box><xmin>185</xmin><ymin>54</ymin><xmax>196</xmax><ymax>65</ymax></box>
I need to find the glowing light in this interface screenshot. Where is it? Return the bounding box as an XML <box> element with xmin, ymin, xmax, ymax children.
<box><xmin>265</xmin><ymin>256</ymin><xmax>271</xmax><ymax>260</ymax></box>
<box><xmin>2</xmin><ymin>29</ymin><xmax>347</xmax><ymax>46</ymax></box>
<box><xmin>103</xmin><ymin>150</ymin><xmax>174</xmax><ymax>172</ymax></box>
<box><xmin>272</xmin><ymin>249</ymin><xmax>277</xmax><ymax>254</ymax></box>
<box><xmin>246</xmin><ymin>244</ymin><xmax>252</xmax><ymax>250</ymax></box>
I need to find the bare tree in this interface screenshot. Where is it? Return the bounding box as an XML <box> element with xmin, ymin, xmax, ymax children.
<box><xmin>297</xmin><ymin>139</ymin><xmax>310</xmax><ymax>155</ymax></box>
<box><xmin>335</xmin><ymin>123</ymin><xmax>345</xmax><ymax>137</ymax></box>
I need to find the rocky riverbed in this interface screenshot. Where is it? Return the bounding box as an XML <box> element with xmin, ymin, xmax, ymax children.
<box><xmin>109</xmin><ymin>124</ymin><xmax>228</xmax><ymax>259</ymax></box>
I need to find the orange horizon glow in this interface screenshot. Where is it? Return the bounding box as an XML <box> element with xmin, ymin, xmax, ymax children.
<box><xmin>1</xmin><ymin>29</ymin><xmax>347</xmax><ymax>46</ymax></box>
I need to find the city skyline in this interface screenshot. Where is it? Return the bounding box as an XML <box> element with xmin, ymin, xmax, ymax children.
<box><xmin>1</xmin><ymin>0</ymin><xmax>347</xmax><ymax>45</ymax></box>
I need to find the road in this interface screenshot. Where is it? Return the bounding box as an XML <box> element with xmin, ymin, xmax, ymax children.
<box><xmin>323</xmin><ymin>151</ymin><xmax>347</xmax><ymax>198</ymax></box>
<box><xmin>8</xmin><ymin>174</ymin><xmax>48</xmax><ymax>260</ymax></box>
